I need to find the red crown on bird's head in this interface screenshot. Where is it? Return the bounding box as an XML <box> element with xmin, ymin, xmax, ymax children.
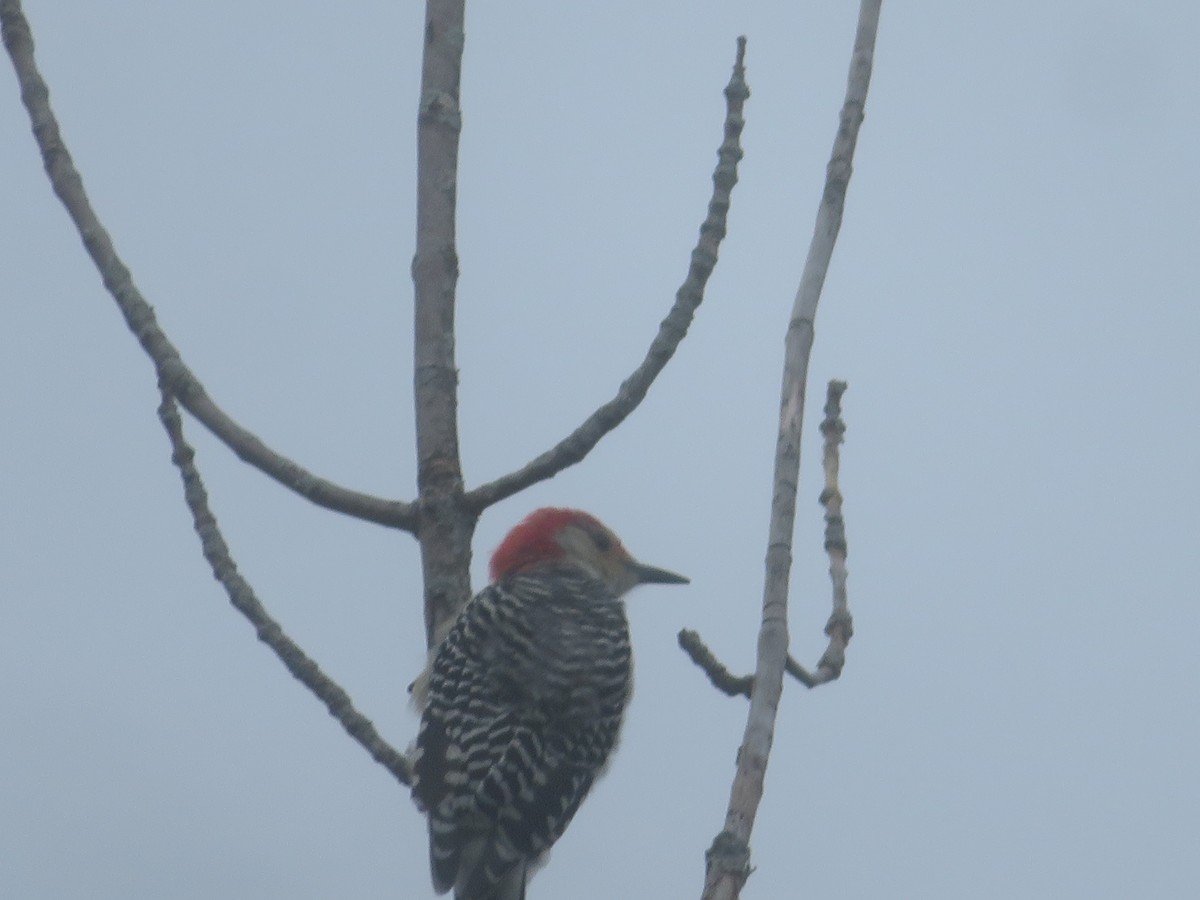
<box><xmin>489</xmin><ymin>507</ymin><xmax>614</xmax><ymax>582</ymax></box>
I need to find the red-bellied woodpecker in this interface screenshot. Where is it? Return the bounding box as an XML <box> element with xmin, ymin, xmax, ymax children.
<box><xmin>411</xmin><ymin>507</ymin><xmax>688</xmax><ymax>900</ymax></box>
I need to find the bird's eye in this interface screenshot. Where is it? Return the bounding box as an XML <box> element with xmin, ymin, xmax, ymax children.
<box><xmin>592</xmin><ymin>531</ymin><xmax>612</xmax><ymax>552</ymax></box>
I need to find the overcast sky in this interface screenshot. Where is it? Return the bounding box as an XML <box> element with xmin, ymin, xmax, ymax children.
<box><xmin>3</xmin><ymin>2</ymin><xmax>1199</xmax><ymax>898</ymax></box>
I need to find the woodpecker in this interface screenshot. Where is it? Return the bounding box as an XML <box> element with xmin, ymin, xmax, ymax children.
<box><xmin>411</xmin><ymin>507</ymin><xmax>688</xmax><ymax>900</ymax></box>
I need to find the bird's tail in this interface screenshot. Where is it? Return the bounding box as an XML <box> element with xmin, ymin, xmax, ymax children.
<box><xmin>455</xmin><ymin>855</ymin><xmax>526</xmax><ymax>900</ymax></box>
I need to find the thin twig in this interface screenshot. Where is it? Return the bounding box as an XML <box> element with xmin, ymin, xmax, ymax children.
<box><xmin>701</xmin><ymin>6</ymin><xmax>881</xmax><ymax>900</ymax></box>
<box><xmin>0</xmin><ymin>0</ymin><xmax>416</xmax><ymax>532</ymax></box>
<box><xmin>783</xmin><ymin>656</ymin><xmax>819</xmax><ymax>689</ymax></box>
<box><xmin>678</xmin><ymin>638</ymin><xmax>827</xmax><ymax>693</ymax></box>
<box><xmin>464</xmin><ymin>36</ymin><xmax>750</xmax><ymax>514</ymax></box>
<box><xmin>781</xmin><ymin>381</ymin><xmax>856</xmax><ymax>688</ymax></box>
<box><xmin>679</xmin><ymin>629</ymin><xmax>836</xmax><ymax>696</ymax></box>
<box><xmin>812</xmin><ymin>380</ymin><xmax>854</xmax><ymax>683</ymax></box>
<box><xmin>678</xmin><ymin>630</ymin><xmax>753</xmax><ymax>698</ymax></box>
<box><xmin>156</xmin><ymin>389</ymin><xmax>413</xmax><ymax>786</ymax></box>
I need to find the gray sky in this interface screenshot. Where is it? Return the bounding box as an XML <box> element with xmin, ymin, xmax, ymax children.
<box><xmin>3</xmin><ymin>2</ymin><xmax>1199</xmax><ymax>898</ymax></box>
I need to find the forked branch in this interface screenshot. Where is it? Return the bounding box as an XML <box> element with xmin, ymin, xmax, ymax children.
<box><xmin>0</xmin><ymin>0</ymin><xmax>416</xmax><ymax>532</ymax></box>
<box><xmin>157</xmin><ymin>389</ymin><xmax>412</xmax><ymax>786</ymax></box>
<box><xmin>679</xmin><ymin>630</ymin><xmax>846</xmax><ymax>697</ymax></box>
<box><xmin>464</xmin><ymin>37</ymin><xmax>750</xmax><ymax>514</ymax></box>
<box><xmin>680</xmin><ymin>380</ymin><xmax>854</xmax><ymax>698</ymax></box>
<box><xmin>699</xmin><ymin>3</ymin><xmax>881</xmax><ymax>897</ymax></box>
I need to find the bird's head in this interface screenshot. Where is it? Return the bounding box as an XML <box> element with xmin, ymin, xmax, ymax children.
<box><xmin>489</xmin><ymin>507</ymin><xmax>689</xmax><ymax>597</ymax></box>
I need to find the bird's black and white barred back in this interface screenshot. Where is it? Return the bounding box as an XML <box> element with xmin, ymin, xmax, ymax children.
<box><xmin>411</xmin><ymin>508</ymin><xmax>687</xmax><ymax>900</ymax></box>
<box><xmin>413</xmin><ymin>566</ymin><xmax>631</xmax><ymax>899</ymax></box>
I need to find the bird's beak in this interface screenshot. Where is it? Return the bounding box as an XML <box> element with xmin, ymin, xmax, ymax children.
<box><xmin>628</xmin><ymin>560</ymin><xmax>690</xmax><ymax>585</ymax></box>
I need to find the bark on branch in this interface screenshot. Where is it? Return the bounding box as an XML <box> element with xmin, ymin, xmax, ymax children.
<box><xmin>681</xmin><ymin>380</ymin><xmax>854</xmax><ymax>697</ymax></box>
<box><xmin>678</xmin><ymin>629</ymin><xmax>755</xmax><ymax>698</ymax></box>
<box><xmin>699</xmin><ymin>4</ymin><xmax>881</xmax><ymax>898</ymax></box>
<box><xmin>678</xmin><ymin>631</ymin><xmax>833</xmax><ymax>698</ymax></box>
<box><xmin>812</xmin><ymin>380</ymin><xmax>854</xmax><ymax>685</ymax></box>
<box><xmin>463</xmin><ymin>37</ymin><xmax>750</xmax><ymax>514</ymax></box>
<box><xmin>157</xmin><ymin>390</ymin><xmax>413</xmax><ymax>786</ymax></box>
<box><xmin>412</xmin><ymin>0</ymin><xmax>475</xmax><ymax>647</ymax></box>
<box><xmin>0</xmin><ymin>0</ymin><xmax>416</xmax><ymax>532</ymax></box>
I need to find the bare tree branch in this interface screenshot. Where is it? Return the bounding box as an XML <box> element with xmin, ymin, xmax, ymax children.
<box><xmin>412</xmin><ymin>0</ymin><xmax>476</xmax><ymax>647</ymax></box>
<box><xmin>682</xmin><ymin>382</ymin><xmax>853</xmax><ymax>692</ymax></box>
<box><xmin>677</xmin><ymin>632</ymin><xmax>840</xmax><ymax>697</ymax></box>
<box><xmin>701</xmin><ymin>4</ymin><xmax>881</xmax><ymax>899</ymax></box>
<box><xmin>463</xmin><ymin>36</ymin><xmax>750</xmax><ymax>514</ymax></box>
<box><xmin>810</xmin><ymin>380</ymin><xmax>854</xmax><ymax>685</ymax></box>
<box><xmin>699</xmin><ymin>382</ymin><xmax>854</xmax><ymax>694</ymax></box>
<box><xmin>156</xmin><ymin>389</ymin><xmax>413</xmax><ymax>786</ymax></box>
<box><xmin>782</xmin><ymin>655</ymin><xmax>820</xmax><ymax>689</ymax></box>
<box><xmin>0</xmin><ymin>0</ymin><xmax>416</xmax><ymax>532</ymax></box>
<box><xmin>678</xmin><ymin>629</ymin><xmax>754</xmax><ymax>698</ymax></box>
